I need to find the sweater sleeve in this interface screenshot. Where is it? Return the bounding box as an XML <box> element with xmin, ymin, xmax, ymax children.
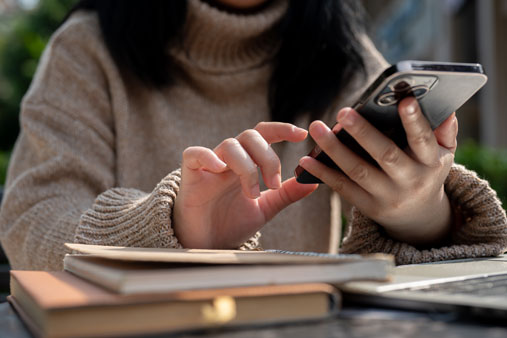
<box><xmin>75</xmin><ymin>169</ymin><xmax>261</xmax><ymax>250</ymax></box>
<box><xmin>74</xmin><ymin>170</ymin><xmax>182</xmax><ymax>249</ymax></box>
<box><xmin>340</xmin><ymin>164</ymin><xmax>507</xmax><ymax>265</ymax></box>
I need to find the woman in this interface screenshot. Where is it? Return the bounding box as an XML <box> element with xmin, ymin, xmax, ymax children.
<box><xmin>0</xmin><ymin>0</ymin><xmax>505</xmax><ymax>270</ymax></box>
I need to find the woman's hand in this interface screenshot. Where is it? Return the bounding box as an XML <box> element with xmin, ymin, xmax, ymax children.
<box><xmin>173</xmin><ymin>122</ymin><xmax>318</xmax><ymax>249</ymax></box>
<box><xmin>298</xmin><ymin>97</ymin><xmax>458</xmax><ymax>246</ymax></box>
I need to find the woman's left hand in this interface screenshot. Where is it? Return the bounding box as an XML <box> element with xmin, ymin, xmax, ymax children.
<box><xmin>298</xmin><ymin>97</ymin><xmax>458</xmax><ymax>246</ymax></box>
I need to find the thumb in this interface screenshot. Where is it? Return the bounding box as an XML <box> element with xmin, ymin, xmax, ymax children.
<box><xmin>258</xmin><ymin>177</ymin><xmax>318</xmax><ymax>221</ymax></box>
<box><xmin>434</xmin><ymin>112</ymin><xmax>458</xmax><ymax>153</ymax></box>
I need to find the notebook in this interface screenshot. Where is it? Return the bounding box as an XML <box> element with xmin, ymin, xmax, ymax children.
<box><xmin>63</xmin><ymin>243</ymin><xmax>394</xmax><ymax>294</ymax></box>
<box><xmin>9</xmin><ymin>270</ymin><xmax>340</xmax><ymax>338</ymax></box>
<box><xmin>339</xmin><ymin>254</ymin><xmax>507</xmax><ymax>318</ymax></box>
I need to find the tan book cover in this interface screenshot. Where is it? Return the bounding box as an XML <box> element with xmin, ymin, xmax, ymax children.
<box><xmin>10</xmin><ymin>270</ymin><xmax>339</xmax><ymax>338</ymax></box>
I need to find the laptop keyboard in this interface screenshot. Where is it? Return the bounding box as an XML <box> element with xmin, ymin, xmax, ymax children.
<box><xmin>409</xmin><ymin>274</ymin><xmax>507</xmax><ymax>296</ymax></box>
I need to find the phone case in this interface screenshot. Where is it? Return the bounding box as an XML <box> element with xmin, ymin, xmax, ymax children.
<box><xmin>295</xmin><ymin>60</ymin><xmax>488</xmax><ymax>184</ymax></box>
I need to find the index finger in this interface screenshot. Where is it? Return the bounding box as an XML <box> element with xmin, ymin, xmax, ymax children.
<box><xmin>254</xmin><ymin>122</ymin><xmax>308</xmax><ymax>144</ymax></box>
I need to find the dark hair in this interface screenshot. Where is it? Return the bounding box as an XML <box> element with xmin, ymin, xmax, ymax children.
<box><xmin>67</xmin><ymin>0</ymin><xmax>365</xmax><ymax>122</ymax></box>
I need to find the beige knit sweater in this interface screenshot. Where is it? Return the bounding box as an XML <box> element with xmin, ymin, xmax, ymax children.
<box><xmin>0</xmin><ymin>0</ymin><xmax>506</xmax><ymax>270</ymax></box>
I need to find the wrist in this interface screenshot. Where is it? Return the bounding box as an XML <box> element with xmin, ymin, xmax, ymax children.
<box><xmin>383</xmin><ymin>187</ymin><xmax>453</xmax><ymax>247</ymax></box>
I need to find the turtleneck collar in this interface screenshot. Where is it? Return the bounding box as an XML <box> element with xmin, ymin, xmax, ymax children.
<box><xmin>171</xmin><ymin>0</ymin><xmax>288</xmax><ymax>74</ymax></box>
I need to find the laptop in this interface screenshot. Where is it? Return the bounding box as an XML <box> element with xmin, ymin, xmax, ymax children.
<box><xmin>339</xmin><ymin>254</ymin><xmax>507</xmax><ymax>319</ymax></box>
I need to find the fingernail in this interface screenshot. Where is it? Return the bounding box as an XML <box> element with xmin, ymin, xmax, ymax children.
<box><xmin>271</xmin><ymin>173</ymin><xmax>281</xmax><ymax>189</ymax></box>
<box><xmin>293</xmin><ymin>126</ymin><xmax>308</xmax><ymax>135</ymax></box>
<box><xmin>338</xmin><ymin>108</ymin><xmax>356</xmax><ymax>127</ymax></box>
<box><xmin>250</xmin><ymin>184</ymin><xmax>260</xmax><ymax>198</ymax></box>
<box><xmin>215</xmin><ymin>160</ymin><xmax>227</xmax><ymax>171</ymax></box>
<box><xmin>298</xmin><ymin>156</ymin><xmax>310</xmax><ymax>167</ymax></box>
<box><xmin>310</xmin><ymin>122</ymin><xmax>329</xmax><ymax>137</ymax></box>
<box><xmin>331</xmin><ymin>123</ymin><xmax>343</xmax><ymax>134</ymax></box>
<box><xmin>405</xmin><ymin>99</ymin><xmax>418</xmax><ymax>115</ymax></box>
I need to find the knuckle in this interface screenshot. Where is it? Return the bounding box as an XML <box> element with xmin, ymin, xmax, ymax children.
<box><xmin>329</xmin><ymin>173</ymin><xmax>346</xmax><ymax>192</ymax></box>
<box><xmin>348</xmin><ymin>164</ymin><xmax>369</xmax><ymax>182</ymax></box>
<box><xmin>319</xmin><ymin>131</ymin><xmax>337</xmax><ymax>149</ymax></box>
<box><xmin>352</xmin><ymin>121</ymin><xmax>369</xmax><ymax>139</ymax></box>
<box><xmin>182</xmin><ymin>147</ymin><xmax>193</xmax><ymax>158</ymax></box>
<box><xmin>222</xmin><ymin>137</ymin><xmax>240</xmax><ymax>149</ymax></box>
<box><xmin>240</xmin><ymin>129</ymin><xmax>260</xmax><ymax>140</ymax></box>
<box><xmin>242</xmin><ymin>167</ymin><xmax>259</xmax><ymax>182</ymax></box>
<box><xmin>426</xmin><ymin>154</ymin><xmax>446</xmax><ymax>170</ymax></box>
<box><xmin>182</xmin><ymin>146</ymin><xmax>201</xmax><ymax>159</ymax></box>
<box><xmin>407</xmin><ymin>177</ymin><xmax>428</xmax><ymax>196</ymax></box>
<box><xmin>435</xmin><ymin>156</ymin><xmax>446</xmax><ymax>169</ymax></box>
<box><xmin>381</xmin><ymin>196</ymin><xmax>405</xmax><ymax>217</ymax></box>
<box><xmin>389</xmin><ymin>196</ymin><xmax>404</xmax><ymax>210</ymax></box>
<box><xmin>442</xmin><ymin>153</ymin><xmax>455</xmax><ymax>168</ymax></box>
<box><xmin>264</xmin><ymin>153</ymin><xmax>281</xmax><ymax>171</ymax></box>
<box><xmin>410</xmin><ymin>129</ymin><xmax>433</xmax><ymax>146</ymax></box>
<box><xmin>255</xmin><ymin>121</ymin><xmax>267</xmax><ymax>130</ymax></box>
<box><xmin>380</xmin><ymin>144</ymin><xmax>400</xmax><ymax>166</ymax></box>
<box><xmin>277</xmin><ymin>185</ymin><xmax>293</xmax><ymax>205</ymax></box>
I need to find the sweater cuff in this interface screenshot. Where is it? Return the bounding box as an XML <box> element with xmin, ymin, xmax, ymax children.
<box><xmin>340</xmin><ymin>164</ymin><xmax>507</xmax><ymax>265</ymax></box>
<box><xmin>238</xmin><ymin>232</ymin><xmax>262</xmax><ymax>250</ymax></box>
<box><xmin>75</xmin><ymin>169</ymin><xmax>183</xmax><ymax>248</ymax></box>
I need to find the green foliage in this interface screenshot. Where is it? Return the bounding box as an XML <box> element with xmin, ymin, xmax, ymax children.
<box><xmin>455</xmin><ymin>140</ymin><xmax>507</xmax><ymax>207</ymax></box>
<box><xmin>0</xmin><ymin>0</ymin><xmax>76</xmax><ymax>151</ymax></box>
<box><xmin>0</xmin><ymin>150</ymin><xmax>9</xmax><ymax>186</ymax></box>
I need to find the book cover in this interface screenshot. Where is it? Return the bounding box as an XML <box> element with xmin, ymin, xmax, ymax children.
<box><xmin>65</xmin><ymin>243</ymin><xmax>391</xmax><ymax>264</ymax></box>
<box><xmin>64</xmin><ymin>253</ymin><xmax>393</xmax><ymax>294</ymax></box>
<box><xmin>10</xmin><ymin>270</ymin><xmax>339</xmax><ymax>338</ymax></box>
<box><xmin>63</xmin><ymin>244</ymin><xmax>393</xmax><ymax>294</ymax></box>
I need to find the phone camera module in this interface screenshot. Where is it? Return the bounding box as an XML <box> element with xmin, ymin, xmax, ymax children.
<box><xmin>376</xmin><ymin>84</ymin><xmax>430</xmax><ymax>106</ymax></box>
<box><xmin>376</xmin><ymin>92</ymin><xmax>397</xmax><ymax>106</ymax></box>
<box><xmin>393</xmin><ymin>80</ymin><xmax>411</xmax><ymax>92</ymax></box>
<box><xmin>411</xmin><ymin>85</ymin><xmax>429</xmax><ymax>99</ymax></box>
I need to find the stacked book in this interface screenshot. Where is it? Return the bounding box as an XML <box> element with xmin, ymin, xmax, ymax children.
<box><xmin>8</xmin><ymin>243</ymin><xmax>394</xmax><ymax>338</ymax></box>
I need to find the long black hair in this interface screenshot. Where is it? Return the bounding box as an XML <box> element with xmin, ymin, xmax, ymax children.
<box><xmin>67</xmin><ymin>0</ymin><xmax>366</xmax><ymax>122</ymax></box>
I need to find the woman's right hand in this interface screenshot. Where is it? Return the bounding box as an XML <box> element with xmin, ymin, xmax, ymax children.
<box><xmin>173</xmin><ymin>122</ymin><xmax>318</xmax><ymax>249</ymax></box>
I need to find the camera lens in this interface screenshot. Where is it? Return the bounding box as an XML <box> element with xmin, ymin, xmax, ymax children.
<box><xmin>411</xmin><ymin>85</ymin><xmax>429</xmax><ymax>99</ymax></box>
<box><xmin>393</xmin><ymin>80</ymin><xmax>411</xmax><ymax>92</ymax></box>
<box><xmin>376</xmin><ymin>92</ymin><xmax>397</xmax><ymax>106</ymax></box>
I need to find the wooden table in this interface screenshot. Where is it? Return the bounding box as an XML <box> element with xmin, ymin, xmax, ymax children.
<box><xmin>1</xmin><ymin>301</ymin><xmax>506</xmax><ymax>338</ymax></box>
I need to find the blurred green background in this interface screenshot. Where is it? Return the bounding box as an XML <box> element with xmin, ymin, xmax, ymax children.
<box><xmin>0</xmin><ymin>0</ymin><xmax>75</xmax><ymax>185</ymax></box>
<box><xmin>0</xmin><ymin>0</ymin><xmax>506</xmax><ymax>207</ymax></box>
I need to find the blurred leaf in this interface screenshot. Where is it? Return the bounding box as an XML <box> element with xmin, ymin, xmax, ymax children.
<box><xmin>0</xmin><ymin>0</ymin><xmax>77</xmax><ymax>151</ymax></box>
<box><xmin>23</xmin><ymin>30</ymin><xmax>47</xmax><ymax>58</ymax></box>
<box><xmin>455</xmin><ymin>140</ymin><xmax>507</xmax><ymax>208</ymax></box>
<box><xmin>22</xmin><ymin>59</ymin><xmax>38</xmax><ymax>78</ymax></box>
<box><xmin>0</xmin><ymin>151</ymin><xmax>10</xmax><ymax>186</ymax></box>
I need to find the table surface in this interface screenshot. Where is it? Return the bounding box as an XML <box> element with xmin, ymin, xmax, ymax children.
<box><xmin>2</xmin><ymin>301</ymin><xmax>507</xmax><ymax>338</ymax></box>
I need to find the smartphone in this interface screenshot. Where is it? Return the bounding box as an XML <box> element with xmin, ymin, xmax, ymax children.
<box><xmin>295</xmin><ymin>60</ymin><xmax>488</xmax><ymax>184</ymax></box>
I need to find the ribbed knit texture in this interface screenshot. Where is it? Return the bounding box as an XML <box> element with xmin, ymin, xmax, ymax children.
<box><xmin>75</xmin><ymin>168</ymin><xmax>261</xmax><ymax>250</ymax></box>
<box><xmin>75</xmin><ymin>170</ymin><xmax>183</xmax><ymax>248</ymax></box>
<box><xmin>341</xmin><ymin>164</ymin><xmax>507</xmax><ymax>264</ymax></box>
<box><xmin>173</xmin><ymin>0</ymin><xmax>286</xmax><ymax>73</ymax></box>
<box><xmin>0</xmin><ymin>0</ymin><xmax>505</xmax><ymax>270</ymax></box>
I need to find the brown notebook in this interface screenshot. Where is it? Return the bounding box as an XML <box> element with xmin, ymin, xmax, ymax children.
<box><xmin>9</xmin><ymin>270</ymin><xmax>340</xmax><ymax>338</ymax></box>
<box><xmin>64</xmin><ymin>243</ymin><xmax>393</xmax><ymax>294</ymax></box>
